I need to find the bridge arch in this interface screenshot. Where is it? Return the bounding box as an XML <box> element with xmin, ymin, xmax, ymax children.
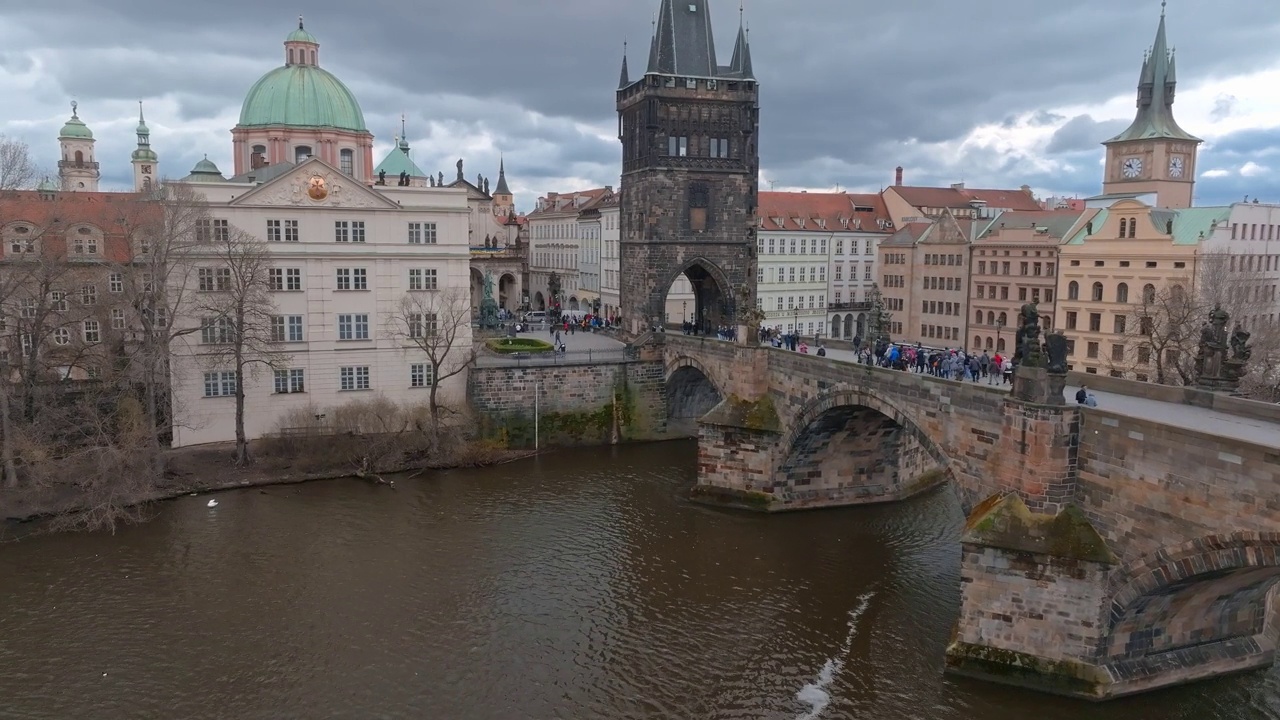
<box><xmin>659</xmin><ymin>257</ymin><xmax>734</xmax><ymax>335</ymax></box>
<box><xmin>774</xmin><ymin>385</ymin><xmax>962</xmax><ymax>507</ymax></box>
<box><xmin>1105</xmin><ymin>533</ymin><xmax>1280</xmax><ymax>661</ymax></box>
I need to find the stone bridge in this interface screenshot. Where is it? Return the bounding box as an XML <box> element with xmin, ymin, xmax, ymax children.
<box><xmin>653</xmin><ymin>332</ymin><xmax>1280</xmax><ymax>701</ymax></box>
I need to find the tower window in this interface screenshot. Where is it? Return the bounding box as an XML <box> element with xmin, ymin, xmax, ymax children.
<box><xmin>340</xmin><ymin>149</ymin><xmax>354</xmax><ymax>176</ymax></box>
<box><xmin>710</xmin><ymin>138</ymin><xmax>730</xmax><ymax>158</ymax></box>
<box><xmin>667</xmin><ymin>136</ymin><xmax>688</xmax><ymax>157</ymax></box>
<box><xmin>74</xmin><ymin>150</ymin><xmax>84</xmax><ymax>166</ymax></box>
<box><xmin>289</xmin><ymin>48</ymin><xmax>295</xmax><ymax>65</ymax></box>
<box><xmin>295</xmin><ymin>146</ymin><xmax>312</xmax><ymax>164</ymax></box>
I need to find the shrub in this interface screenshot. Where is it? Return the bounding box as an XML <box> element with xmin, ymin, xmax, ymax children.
<box><xmin>486</xmin><ymin>337</ymin><xmax>554</xmax><ymax>354</ymax></box>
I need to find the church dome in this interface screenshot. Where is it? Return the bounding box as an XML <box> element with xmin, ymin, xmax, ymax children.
<box><xmin>59</xmin><ymin>106</ymin><xmax>93</xmax><ymax>140</ymax></box>
<box><xmin>238</xmin><ymin>65</ymin><xmax>367</xmax><ymax>132</ymax></box>
<box><xmin>183</xmin><ymin>156</ymin><xmax>226</xmax><ymax>183</ymax></box>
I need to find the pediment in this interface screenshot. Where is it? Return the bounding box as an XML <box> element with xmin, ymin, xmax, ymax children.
<box><xmin>230</xmin><ymin>158</ymin><xmax>399</xmax><ymax>210</ymax></box>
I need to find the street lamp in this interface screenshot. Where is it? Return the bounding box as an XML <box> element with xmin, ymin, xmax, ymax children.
<box><xmin>996</xmin><ymin>319</ymin><xmax>1005</xmax><ymax>354</ymax></box>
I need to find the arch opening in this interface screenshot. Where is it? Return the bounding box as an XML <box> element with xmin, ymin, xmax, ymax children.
<box><xmin>499</xmin><ymin>273</ymin><xmax>517</xmax><ymax>312</ymax></box>
<box><xmin>533</xmin><ymin>291</ymin><xmax>546</xmax><ymax>311</ymax></box>
<box><xmin>662</xmin><ymin>260</ymin><xmax>730</xmax><ymax>336</ymax></box>
<box><xmin>777</xmin><ymin>401</ymin><xmax>949</xmax><ymax>507</ymax></box>
<box><xmin>469</xmin><ymin>268</ymin><xmax>485</xmax><ymax>315</ymax></box>
<box><xmin>666</xmin><ymin>364</ymin><xmax>723</xmax><ymax>436</ymax></box>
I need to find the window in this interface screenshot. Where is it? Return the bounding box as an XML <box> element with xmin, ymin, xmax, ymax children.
<box><xmin>71</xmin><ymin>228</ymin><xmax>99</xmax><ymax>255</ymax></box>
<box><xmin>111</xmin><ymin>309</ymin><xmax>126</xmax><ymax>330</ymax></box>
<box><xmin>340</xmin><ymin>149</ymin><xmax>354</xmax><ymax>176</ymax></box>
<box><xmin>1066</xmin><ymin>311</ymin><xmax>1077</xmax><ymax>330</ymax></box>
<box><xmin>19</xmin><ymin>298</ymin><xmax>35</xmax><ymax>319</ymax></box>
<box><xmin>1068</xmin><ymin>281</ymin><xmax>1079</xmax><ymax>300</ymax></box>
<box><xmin>335</xmin><ymin>221</ymin><xmax>366</xmax><ymax>243</ymax></box>
<box><xmin>1089</xmin><ymin>313</ymin><xmax>1101</xmax><ymax>332</ymax></box>
<box><xmin>109</xmin><ymin>273</ymin><xmax>124</xmax><ymax>293</ymax></box>
<box><xmin>199</xmin><ymin>267</ymin><xmax>231</xmax><ymax>292</ymax></box>
<box><xmin>271</xmin><ymin>315</ymin><xmax>305</xmax><ymax>342</ymax></box>
<box><xmin>1116</xmin><ymin>283</ymin><xmax>1129</xmax><ymax>304</ymax></box>
<box><xmin>266</xmin><ymin>219</ymin><xmax>299</xmax><ymax>243</ymax></box>
<box><xmin>408</xmin><ymin>222</ymin><xmax>438</xmax><ymax>245</ymax></box>
<box><xmin>337</xmin><ymin>314</ymin><xmax>370</xmax><ymax>341</ymax></box>
<box><xmin>82</xmin><ymin>319</ymin><xmax>100</xmax><ymax>343</ymax></box>
<box><xmin>203</xmin><ymin>371</ymin><xmax>237</xmax><ymax>398</ymax></box>
<box><xmin>1138</xmin><ymin>345</ymin><xmax>1151</xmax><ymax>365</ymax></box>
<box><xmin>1114</xmin><ymin>315</ymin><xmax>1127</xmax><ymax>334</ymax></box>
<box><xmin>339</xmin><ymin>366</ymin><xmax>370</xmax><ymax>391</ymax></box>
<box><xmin>196</xmin><ymin>219</ymin><xmax>229</xmax><ymax>244</ymax></box>
<box><xmin>408</xmin><ymin>268</ymin><xmax>438</xmax><ymax>291</ymax></box>
<box><xmin>267</xmin><ymin>219</ymin><xmax>282</xmax><ymax>243</ymax></box>
<box><xmin>1066</xmin><ymin>339</ymin><xmax>1076</xmax><ymax>356</ymax></box>
<box><xmin>1086</xmin><ymin>342</ymin><xmax>1099</xmax><ymax>359</ymax></box>
<box><xmin>52</xmin><ymin>328</ymin><xmax>71</xmax><ymax>345</ymax></box>
<box><xmin>1173</xmin><ymin>261</ymin><xmax>1185</xmax><ymax>269</ymax></box>
<box><xmin>1146</xmin><ymin>261</ymin><xmax>1157</xmax><ymax>269</ymax></box>
<box><xmin>274</xmin><ymin>368</ymin><xmax>306</xmax><ymax>394</ymax></box>
<box><xmin>335</xmin><ymin>268</ymin><xmax>367</xmax><ymax>291</ymax></box>
<box><xmin>1112</xmin><ymin>344</ymin><xmax>1125</xmax><ymax>362</ymax></box>
<box><xmin>667</xmin><ymin>136</ymin><xmax>688</xmax><ymax>157</ymax></box>
<box><xmin>1092</xmin><ymin>282</ymin><xmax>1104</xmax><ymax>302</ymax></box>
<box><xmin>269</xmin><ymin>268</ymin><xmax>302</xmax><ymax>291</ymax></box>
<box><xmin>80</xmin><ymin>285</ymin><xmax>97</xmax><ymax>306</ymax></box>
<box><xmin>1018</xmin><ymin>287</ymin><xmax>1027</xmax><ymax>302</ymax></box>
<box><xmin>1140</xmin><ymin>316</ymin><xmax>1154</xmax><ymax>335</ymax></box>
<box><xmin>709</xmin><ymin>138</ymin><xmax>730</xmax><ymax>158</ymax></box>
<box><xmin>408</xmin><ymin>312</ymin><xmax>439</xmax><ymax>338</ymax></box>
<box><xmin>200</xmin><ymin>317</ymin><xmax>234</xmax><ymax>345</ymax></box>
<box><xmin>1142</xmin><ymin>284</ymin><xmax>1156</xmax><ymax>304</ymax></box>
<box><xmin>410</xmin><ymin>363</ymin><xmax>434</xmax><ymax>388</ymax></box>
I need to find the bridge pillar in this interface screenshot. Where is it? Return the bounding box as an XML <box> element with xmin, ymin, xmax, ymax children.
<box><xmin>989</xmin><ymin>369</ymin><xmax>1079</xmax><ymax>515</ymax></box>
<box><xmin>946</xmin><ymin>493</ymin><xmax>1119</xmax><ymax>700</ymax></box>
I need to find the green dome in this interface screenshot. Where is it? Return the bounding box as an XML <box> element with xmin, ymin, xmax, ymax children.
<box><xmin>59</xmin><ymin>111</ymin><xmax>93</xmax><ymax>140</ymax></box>
<box><xmin>183</xmin><ymin>156</ymin><xmax>225</xmax><ymax>183</ymax></box>
<box><xmin>286</xmin><ymin>27</ymin><xmax>318</xmax><ymax>44</ymax></box>
<box><xmin>237</xmin><ymin>65</ymin><xmax>367</xmax><ymax>132</ymax></box>
<box><xmin>132</xmin><ymin>147</ymin><xmax>159</xmax><ymax>162</ymax></box>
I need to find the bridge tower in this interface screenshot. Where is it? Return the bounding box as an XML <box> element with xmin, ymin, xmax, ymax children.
<box><xmin>617</xmin><ymin>0</ymin><xmax>760</xmax><ymax>336</ymax></box>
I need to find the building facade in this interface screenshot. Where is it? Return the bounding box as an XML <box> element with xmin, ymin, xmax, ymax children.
<box><xmin>527</xmin><ymin>188</ymin><xmax>610</xmax><ymax>312</ymax></box>
<box><xmin>599</xmin><ymin>192</ymin><xmax>621</xmax><ymax>321</ymax></box>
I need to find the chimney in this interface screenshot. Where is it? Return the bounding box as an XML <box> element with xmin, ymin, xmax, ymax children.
<box><xmin>951</xmin><ymin>182</ymin><xmax>965</xmax><ymax>191</ymax></box>
<box><xmin>895</xmin><ymin>166</ymin><xmax>903</xmax><ymax>186</ymax></box>
<box><xmin>1020</xmin><ymin>184</ymin><xmax>1033</xmax><ymax>195</ymax></box>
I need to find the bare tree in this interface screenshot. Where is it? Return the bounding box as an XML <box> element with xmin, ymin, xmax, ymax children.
<box><xmin>186</xmin><ymin>223</ymin><xmax>287</xmax><ymax>464</ymax></box>
<box><xmin>1111</xmin><ymin>279</ymin><xmax>1198</xmax><ymax>384</ymax></box>
<box><xmin>385</xmin><ymin>287</ymin><xmax>475</xmax><ymax>442</ymax></box>
<box><xmin>0</xmin><ymin>135</ymin><xmax>39</xmax><ymax>191</ymax></box>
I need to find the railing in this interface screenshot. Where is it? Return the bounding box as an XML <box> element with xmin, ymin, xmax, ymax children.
<box><xmin>476</xmin><ymin>348</ymin><xmax>630</xmax><ymax>367</ymax></box>
<box><xmin>828</xmin><ymin>302</ymin><xmax>872</xmax><ymax>311</ymax></box>
<box><xmin>57</xmin><ymin>160</ymin><xmax>100</xmax><ymax>171</ymax></box>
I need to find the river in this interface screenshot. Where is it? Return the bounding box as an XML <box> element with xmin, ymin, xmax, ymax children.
<box><xmin>1</xmin><ymin>441</ymin><xmax>1277</xmax><ymax>719</ymax></box>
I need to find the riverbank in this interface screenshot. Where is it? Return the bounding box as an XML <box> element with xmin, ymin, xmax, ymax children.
<box><xmin>0</xmin><ymin>437</ymin><xmax>536</xmax><ymax>531</ymax></box>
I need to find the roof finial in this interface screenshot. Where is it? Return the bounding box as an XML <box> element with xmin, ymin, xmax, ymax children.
<box><xmin>401</xmin><ymin>112</ymin><xmax>406</xmax><ymax>139</ymax></box>
<box><xmin>70</xmin><ymin>100</ymin><xmax>78</xmax><ymax>117</ymax></box>
<box><xmin>299</xmin><ymin>14</ymin><xmax>305</xmax><ymax>30</ymax></box>
<box><xmin>138</xmin><ymin>100</ymin><xmax>145</xmax><ymax>123</ymax></box>
<box><xmin>1161</xmin><ymin>0</ymin><xmax>1166</xmax><ymax>16</ymax></box>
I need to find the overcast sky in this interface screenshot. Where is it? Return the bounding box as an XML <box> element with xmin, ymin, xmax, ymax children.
<box><xmin>2</xmin><ymin>0</ymin><xmax>1277</xmax><ymax>209</ymax></box>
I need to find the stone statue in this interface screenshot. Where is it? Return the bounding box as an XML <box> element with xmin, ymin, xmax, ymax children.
<box><xmin>377</xmin><ymin>169</ymin><xmax>386</xmax><ymax>185</ymax></box>
<box><xmin>483</xmin><ymin>177</ymin><xmax>490</xmax><ymax>195</ymax></box>
<box><xmin>478</xmin><ymin>270</ymin><xmax>500</xmax><ymax>330</ymax></box>
<box><xmin>1044</xmin><ymin>333</ymin><xmax>1069</xmax><ymax>374</ymax></box>
<box><xmin>429</xmin><ymin>176</ymin><xmax>435</xmax><ymax>187</ymax></box>
<box><xmin>398</xmin><ymin>171</ymin><xmax>409</xmax><ymax>187</ymax></box>
<box><xmin>477</xmin><ymin>173</ymin><xmax>483</xmax><ymax>189</ymax></box>
<box><xmin>438</xmin><ymin>171</ymin><xmax>444</xmax><ymax>186</ymax></box>
<box><xmin>456</xmin><ymin>159</ymin><xmax>464</xmax><ymax>183</ymax></box>
<box><xmin>1195</xmin><ymin>304</ymin><xmax>1233</xmax><ymax>388</ymax></box>
<box><xmin>1231</xmin><ymin>323</ymin><xmax>1253</xmax><ymax>363</ymax></box>
<box><xmin>1013</xmin><ymin>302</ymin><xmax>1045</xmax><ymax>368</ymax></box>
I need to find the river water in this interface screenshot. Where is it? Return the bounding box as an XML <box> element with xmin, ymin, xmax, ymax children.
<box><xmin>2</xmin><ymin>441</ymin><xmax>1278</xmax><ymax>719</ymax></box>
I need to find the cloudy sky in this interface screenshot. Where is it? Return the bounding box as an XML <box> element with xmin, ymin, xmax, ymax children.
<box><xmin>1</xmin><ymin>0</ymin><xmax>1277</xmax><ymax>209</ymax></box>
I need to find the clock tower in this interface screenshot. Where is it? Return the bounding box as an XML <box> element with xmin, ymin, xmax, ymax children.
<box><xmin>1101</xmin><ymin>4</ymin><xmax>1201</xmax><ymax>208</ymax></box>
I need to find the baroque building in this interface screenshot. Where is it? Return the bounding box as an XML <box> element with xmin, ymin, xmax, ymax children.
<box><xmin>617</xmin><ymin>0</ymin><xmax>759</xmax><ymax>335</ymax></box>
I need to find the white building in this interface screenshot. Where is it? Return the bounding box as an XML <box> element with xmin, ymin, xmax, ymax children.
<box><xmin>167</xmin><ymin>21</ymin><xmax>472</xmax><ymax>447</ymax></box>
<box><xmin>756</xmin><ymin>192</ymin><xmax>894</xmax><ymax>339</ymax></box>
<box><xmin>576</xmin><ymin>188</ymin><xmax>617</xmax><ymax>316</ymax></box>
<box><xmin>527</xmin><ymin>187</ymin><xmax>609</xmax><ymax>312</ymax></box>
<box><xmin>1208</xmin><ymin>202</ymin><xmax>1280</xmax><ymax>330</ymax></box>
<box><xmin>599</xmin><ymin>192</ymin><xmax>621</xmax><ymax>321</ymax></box>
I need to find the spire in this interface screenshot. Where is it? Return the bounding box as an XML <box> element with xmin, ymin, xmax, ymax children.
<box><xmin>647</xmin><ymin>0</ymin><xmax>719</xmax><ymax>77</ymax></box>
<box><xmin>618</xmin><ymin>40</ymin><xmax>630</xmax><ymax>88</ymax></box>
<box><xmin>299</xmin><ymin>14</ymin><xmax>304</xmax><ymax>30</ymax></box>
<box><xmin>398</xmin><ymin>113</ymin><xmax>410</xmax><ymax>151</ymax></box>
<box><xmin>1104</xmin><ymin>3</ymin><xmax>1199</xmax><ymax>144</ymax></box>
<box><xmin>728</xmin><ymin>8</ymin><xmax>754</xmax><ymax>79</ymax></box>
<box><xmin>494</xmin><ymin>155</ymin><xmax>511</xmax><ymax>196</ymax></box>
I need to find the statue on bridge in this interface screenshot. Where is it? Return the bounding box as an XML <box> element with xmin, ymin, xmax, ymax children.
<box><xmin>1194</xmin><ymin>305</ymin><xmax>1235</xmax><ymax>390</ymax></box>
<box><xmin>478</xmin><ymin>270</ymin><xmax>500</xmax><ymax>330</ymax></box>
<box><xmin>1013</xmin><ymin>302</ymin><xmax>1046</xmax><ymax>368</ymax></box>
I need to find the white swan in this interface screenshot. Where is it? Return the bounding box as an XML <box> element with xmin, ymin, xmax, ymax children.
<box><xmin>207</xmin><ymin>499</ymin><xmax>218</xmax><ymax>508</ymax></box>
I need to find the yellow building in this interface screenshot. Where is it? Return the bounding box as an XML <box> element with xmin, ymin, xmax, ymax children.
<box><xmin>1056</xmin><ymin>200</ymin><xmax>1229</xmax><ymax>379</ymax></box>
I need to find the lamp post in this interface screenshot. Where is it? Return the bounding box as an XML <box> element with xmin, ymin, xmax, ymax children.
<box><xmin>996</xmin><ymin>319</ymin><xmax>1005</xmax><ymax>355</ymax></box>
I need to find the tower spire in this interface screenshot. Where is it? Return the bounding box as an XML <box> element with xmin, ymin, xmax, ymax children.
<box><xmin>1104</xmin><ymin>3</ymin><xmax>1197</xmax><ymax>145</ymax></box>
<box><xmin>619</xmin><ymin>40</ymin><xmax>631</xmax><ymax>88</ymax></box>
<box><xmin>494</xmin><ymin>154</ymin><xmax>511</xmax><ymax>196</ymax></box>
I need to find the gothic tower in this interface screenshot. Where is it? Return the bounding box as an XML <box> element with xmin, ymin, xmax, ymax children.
<box><xmin>1101</xmin><ymin>4</ymin><xmax>1201</xmax><ymax>208</ymax></box>
<box><xmin>617</xmin><ymin>0</ymin><xmax>759</xmax><ymax>335</ymax></box>
<box><xmin>58</xmin><ymin>102</ymin><xmax>100</xmax><ymax>192</ymax></box>
<box><xmin>132</xmin><ymin>102</ymin><xmax>159</xmax><ymax>192</ymax></box>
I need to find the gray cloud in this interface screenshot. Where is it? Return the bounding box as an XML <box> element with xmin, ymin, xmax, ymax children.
<box><xmin>2</xmin><ymin>0</ymin><xmax>1279</xmax><ymax>208</ymax></box>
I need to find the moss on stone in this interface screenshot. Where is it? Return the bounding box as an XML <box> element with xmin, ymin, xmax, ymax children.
<box><xmin>688</xmin><ymin>484</ymin><xmax>776</xmax><ymax>512</ymax></box>
<box><xmin>962</xmin><ymin>493</ymin><xmax>1118</xmax><ymax>564</ymax></box>
<box><xmin>699</xmin><ymin>394</ymin><xmax>781</xmax><ymax>433</ymax></box>
<box><xmin>944</xmin><ymin>641</ymin><xmax>1111</xmax><ymax>700</ymax></box>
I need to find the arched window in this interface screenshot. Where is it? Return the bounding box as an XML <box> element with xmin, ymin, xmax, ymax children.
<box><xmin>974</xmin><ymin>335</ymin><xmax>981</xmax><ymax>349</ymax></box>
<box><xmin>997</xmin><ymin>338</ymin><xmax>1006</xmax><ymax>352</ymax></box>
<box><xmin>1092</xmin><ymin>282</ymin><xmax>1104</xmax><ymax>302</ymax></box>
<box><xmin>1170</xmin><ymin>284</ymin><xmax>1186</xmax><ymax>303</ymax></box>
<box><xmin>985</xmin><ymin>337</ymin><xmax>994</xmax><ymax>350</ymax></box>
<box><xmin>74</xmin><ymin>150</ymin><xmax>84</xmax><ymax>166</ymax></box>
<box><xmin>1068</xmin><ymin>281</ymin><xmax>1079</xmax><ymax>300</ymax></box>
<box><xmin>1116</xmin><ymin>283</ymin><xmax>1128</xmax><ymax>303</ymax></box>
<box><xmin>289</xmin><ymin>48</ymin><xmax>295</xmax><ymax>65</ymax></box>
<box><xmin>975</xmin><ymin>310</ymin><xmax>983</xmax><ymax>324</ymax></box>
<box><xmin>339</xmin><ymin>149</ymin><xmax>354</xmax><ymax>176</ymax></box>
<box><xmin>1119</xmin><ymin>218</ymin><xmax>1129</xmax><ymax>238</ymax></box>
<box><xmin>986</xmin><ymin>311</ymin><xmax>995</xmax><ymax>325</ymax></box>
<box><xmin>1143</xmin><ymin>283</ymin><xmax>1156</xmax><ymax>304</ymax></box>
<box><xmin>295</xmin><ymin>146</ymin><xmax>312</xmax><ymax>164</ymax></box>
<box><xmin>310</xmin><ymin>50</ymin><xmax>316</xmax><ymax>65</ymax></box>
<box><xmin>998</xmin><ymin>312</ymin><xmax>1008</xmax><ymax>326</ymax></box>
<box><xmin>831</xmin><ymin>316</ymin><xmax>841</xmax><ymax>338</ymax></box>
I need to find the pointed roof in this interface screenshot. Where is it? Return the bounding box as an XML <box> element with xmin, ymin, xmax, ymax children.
<box><xmin>493</xmin><ymin>157</ymin><xmax>511</xmax><ymax>196</ymax></box>
<box><xmin>1106</xmin><ymin>6</ymin><xmax>1200</xmax><ymax>144</ymax></box>
<box><xmin>133</xmin><ymin>102</ymin><xmax>158</xmax><ymax>163</ymax></box>
<box><xmin>726</xmin><ymin>13</ymin><xmax>754</xmax><ymax>79</ymax></box>
<box><xmin>619</xmin><ymin>42</ymin><xmax>631</xmax><ymax>88</ymax></box>
<box><xmin>374</xmin><ymin>135</ymin><xmax>427</xmax><ymax>179</ymax></box>
<box><xmin>648</xmin><ymin>0</ymin><xmax>719</xmax><ymax>78</ymax></box>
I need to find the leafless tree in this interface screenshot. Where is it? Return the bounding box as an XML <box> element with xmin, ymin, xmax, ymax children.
<box><xmin>186</xmin><ymin>223</ymin><xmax>287</xmax><ymax>464</ymax></box>
<box><xmin>0</xmin><ymin>135</ymin><xmax>40</xmax><ymax>191</ymax></box>
<box><xmin>385</xmin><ymin>287</ymin><xmax>475</xmax><ymax>442</ymax></box>
<box><xmin>1111</xmin><ymin>278</ymin><xmax>1198</xmax><ymax>384</ymax></box>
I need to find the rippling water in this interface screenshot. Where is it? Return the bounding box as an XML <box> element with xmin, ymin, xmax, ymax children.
<box><xmin>2</xmin><ymin>441</ymin><xmax>1278</xmax><ymax>719</ymax></box>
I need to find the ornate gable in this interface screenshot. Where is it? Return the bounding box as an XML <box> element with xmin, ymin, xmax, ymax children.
<box><xmin>229</xmin><ymin>158</ymin><xmax>399</xmax><ymax>210</ymax></box>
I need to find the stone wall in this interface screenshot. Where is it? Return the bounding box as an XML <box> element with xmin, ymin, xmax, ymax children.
<box><xmin>469</xmin><ymin>360</ymin><xmax>669</xmax><ymax>448</ymax></box>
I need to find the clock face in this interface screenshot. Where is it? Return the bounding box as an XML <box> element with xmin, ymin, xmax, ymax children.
<box><xmin>1122</xmin><ymin>157</ymin><xmax>1143</xmax><ymax>179</ymax></box>
<box><xmin>1169</xmin><ymin>156</ymin><xmax>1185</xmax><ymax>178</ymax></box>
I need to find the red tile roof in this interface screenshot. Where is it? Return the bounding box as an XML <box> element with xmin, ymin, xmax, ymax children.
<box><xmin>528</xmin><ymin>187</ymin><xmax>613</xmax><ymax>217</ymax></box>
<box><xmin>890</xmin><ymin>185</ymin><xmax>1040</xmax><ymax>212</ymax></box>
<box><xmin>757</xmin><ymin>191</ymin><xmax>894</xmax><ymax>233</ymax></box>
<box><xmin>0</xmin><ymin>190</ymin><xmax>152</xmax><ymax>263</ymax></box>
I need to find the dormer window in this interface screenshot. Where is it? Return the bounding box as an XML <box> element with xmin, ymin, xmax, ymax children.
<box><xmin>816</xmin><ymin>219</ymin><xmax>826</xmax><ymax>229</ymax></box>
<box><xmin>796</xmin><ymin>218</ymin><xmax>806</xmax><ymax>229</ymax></box>
<box><xmin>6</xmin><ymin>225</ymin><xmax>36</xmax><ymax>255</ymax></box>
<box><xmin>71</xmin><ymin>226</ymin><xmax>99</xmax><ymax>255</ymax></box>
<box><xmin>773</xmin><ymin>217</ymin><xmax>785</xmax><ymax>228</ymax></box>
